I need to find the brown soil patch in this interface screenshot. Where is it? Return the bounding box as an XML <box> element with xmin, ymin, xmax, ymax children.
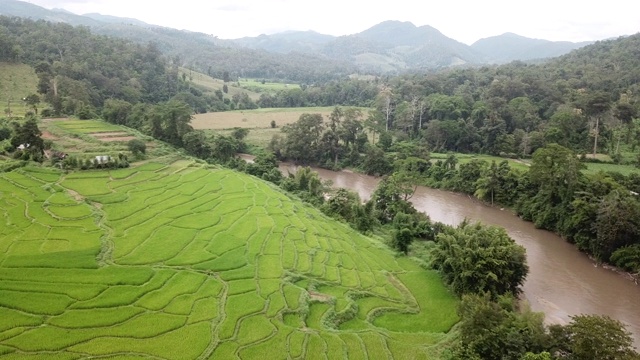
<box><xmin>96</xmin><ymin>136</ymin><xmax>137</xmax><ymax>142</ymax></box>
<box><xmin>308</xmin><ymin>291</ymin><xmax>332</xmax><ymax>302</ymax></box>
<box><xmin>41</xmin><ymin>131</ymin><xmax>59</xmax><ymax>140</ymax></box>
<box><xmin>67</xmin><ymin>189</ymin><xmax>84</xmax><ymax>202</ymax></box>
<box><xmin>192</xmin><ymin>110</ymin><xmax>333</xmax><ymax>130</ymax></box>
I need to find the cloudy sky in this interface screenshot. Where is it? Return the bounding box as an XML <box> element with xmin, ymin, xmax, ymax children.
<box><xmin>23</xmin><ymin>0</ymin><xmax>640</xmax><ymax>44</ymax></box>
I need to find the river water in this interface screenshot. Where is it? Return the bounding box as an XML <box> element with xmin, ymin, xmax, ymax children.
<box><xmin>276</xmin><ymin>162</ymin><xmax>640</xmax><ymax>345</ymax></box>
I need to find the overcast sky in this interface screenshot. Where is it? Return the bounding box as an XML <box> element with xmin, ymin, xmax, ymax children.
<box><xmin>23</xmin><ymin>0</ymin><xmax>640</xmax><ymax>44</ymax></box>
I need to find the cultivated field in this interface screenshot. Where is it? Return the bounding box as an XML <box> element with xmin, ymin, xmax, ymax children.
<box><xmin>0</xmin><ymin>159</ymin><xmax>459</xmax><ymax>358</ymax></box>
<box><xmin>192</xmin><ymin>107</ymin><xmax>344</xmax><ymax>130</ymax></box>
<box><xmin>39</xmin><ymin>119</ymin><xmax>165</xmax><ymax>160</ymax></box>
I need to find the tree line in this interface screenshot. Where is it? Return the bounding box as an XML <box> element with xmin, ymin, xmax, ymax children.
<box><xmin>269</xmin><ymin>108</ymin><xmax>640</xmax><ymax>274</ymax></box>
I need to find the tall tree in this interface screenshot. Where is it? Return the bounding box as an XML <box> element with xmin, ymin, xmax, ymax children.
<box><xmin>281</xmin><ymin>113</ymin><xmax>324</xmax><ymax>164</ymax></box>
<box><xmin>432</xmin><ymin>222</ymin><xmax>528</xmax><ymax>298</ymax></box>
<box><xmin>583</xmin><ymin>91</ymin><xmax>612</xmax><ymax>157</ymax></box>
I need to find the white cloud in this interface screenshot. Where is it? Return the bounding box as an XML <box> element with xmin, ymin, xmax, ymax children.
<box><xmin>22</xmin><ymin>0</ymin><xmax>640</xmax><ymax>43</ymax></box>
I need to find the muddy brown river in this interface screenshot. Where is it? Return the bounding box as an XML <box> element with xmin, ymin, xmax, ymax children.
<box><xmin>276</xmin><ymin>162</ymin><xmax>640</xmax><ymax>345</ymax></box>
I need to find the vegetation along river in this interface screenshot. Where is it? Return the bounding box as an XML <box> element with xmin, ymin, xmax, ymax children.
<box><xmin>277</xmin><ymin>162</ymin><xmax>640</xmax><ymax>346</ymax></box>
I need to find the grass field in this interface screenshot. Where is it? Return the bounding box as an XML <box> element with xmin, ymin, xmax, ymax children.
<box><xmin>0</xmin><ymin>62</ymin><xmax>39</xmax><ymax>118</ymax></box>
<box><xmin>583</xmin><ymin>162</ymin><xmax>640</xmax><ymax>175</ymax></box>
<box><xmin>431</xmin><ymin>152</ymin><xmax>531</xmax><ymax>172</ymax></box>
<box><xmin>192</xmin><ymin>107</ymin><xmax>351</xmax><ymax>130</ymax></box>
<box><xmin>0</xmin><ymin>120</ymin><xmax>459</xmax><ymax>359</ymax></box>
<box><xmin>237</xmin><ymin>78</ymin><xmax>301</xmax><ymax>92</ymax></box>
<box><xmin>179</xmin><ymin>68</ymin><xmax>261</xmax><ymax>101</ymax></box>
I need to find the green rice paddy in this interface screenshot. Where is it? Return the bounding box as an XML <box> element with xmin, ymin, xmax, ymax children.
<box><xmin>0</xmin><ymin>159</ymin><xmax>458</xmax><ymax>359</ymax></box>
<box><xmin>53</xmin><ymin>120</ymin><xmax>126</xmax><ymax>134</ymax></box>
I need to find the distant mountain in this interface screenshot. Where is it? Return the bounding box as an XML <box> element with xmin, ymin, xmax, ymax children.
<box><xmin>471</xmin><ymin>32</ymin><xmax>592</xmax><ymax>63</ymax></box>
<box><xmin>0</xmin><ymin>0</ymin><xmax>99</xmax><ymax>26</ymax></box>
<box><xmin>0</xmin><ymin>0</ymin><xmax>355</xmax><ymax>82</ymax></box>
<box><xmin>0</xmin><ymin>0</ymin><xmax>605</xmax><ymax>77</ymax></box>
<box><xmin>232</xmin><ymin>21</ymin><xmax>488</xmax><ymax>73</ymax></box>
<box><xmin>82</xmin><ymin>13</ymin><xmax>153</xmax><ymax>28</ymax></box>
<box><xmin>233</xmin><ymin>31</ymin><xmax>335</xmax><ymax>54</ymax></box>
<box><xmin>331</xmin><ymin>20</ymin><xmax>486</xmax><ymax>71</ymax></box>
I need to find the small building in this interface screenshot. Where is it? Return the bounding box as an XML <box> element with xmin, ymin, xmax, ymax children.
<box><xmin>94</xmin><ymin>155</ymin><xmax>111</xmax><ymax>165</ymax></box>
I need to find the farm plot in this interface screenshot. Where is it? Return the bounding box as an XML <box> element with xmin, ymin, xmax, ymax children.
<box><xmin>0</xmin><ymin>162</ymin><xmax>458</xmax><ymax>359</ymax></box>
<box><xmin>53</xmin><ymin>120</ymin><xmax>126</xmax><ymax>134</ymax></box>
<box><xmin>192</xmin><ymin>107</ymin><xmax>340</xmax><ymax>130</ymax></box>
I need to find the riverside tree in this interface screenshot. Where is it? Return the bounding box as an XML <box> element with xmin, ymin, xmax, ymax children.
<box><xmin>432</xmin><ymin>222</ymin><xmax>528</xmax><ymax>298</ymax></box>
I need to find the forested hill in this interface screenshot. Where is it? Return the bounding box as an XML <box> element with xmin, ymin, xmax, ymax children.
<box><xmin>373</xmin><ymin>32</ymin><xmax>640</xmax><ymax>156</ymax></box>
<box><xmin>0</xmin><ymin>16</ymin><xmax>198</xmax><ymax>115</ymax></box>
<box><xmin>0</xmin><ymin>0</ymin><xmax>355</xmax><ymax>83</ymax></box>
<box><xmin>0</xmin><ymin>0</ymin><xmax>595</xmax><ymax>79</ymax></box>
<box><xmin>471</xmin><ymin>32</ymin><xmax>593</xmax><ymax>64</ymax></box>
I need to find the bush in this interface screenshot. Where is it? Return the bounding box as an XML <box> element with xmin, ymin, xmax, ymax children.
<box><xmin>127</xmin><ymin>139</ymin><xmax>146</xmax><ymax>157</ymax></box>
<box><xmin>432</xmin><ymin>222</ymin><xmax>528</xmax><ymax>298</ymax></box>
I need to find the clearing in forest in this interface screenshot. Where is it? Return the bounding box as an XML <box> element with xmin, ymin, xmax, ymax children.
<box><xmin>192</xmin><ymin>107</ymin><xmax>347</xmax><ymax>130</ymax></box>
<box><xmin>0</xmin><ymin>157</ymin><xmax>458</xmax><ymax>359</ymax></box>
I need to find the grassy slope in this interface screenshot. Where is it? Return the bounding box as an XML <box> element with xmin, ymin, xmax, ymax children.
<box><xmin>0</xmin><ymin>119</ymin><xmax>459</xmax><ymax>359</ymax></box>
<box><xmin>237</xmin><ymin>78</ymin><xmax>302</xmax><ymax>92</ymax></box>
<box><xmin>0</xmin><ymin>62</ymin><xmax>39</xmax><ymax>117</ymax></box>
<box><xmin>179</xmin><ymin>68</ymin><xmax>261</xmax><ymax>101</ymax></box>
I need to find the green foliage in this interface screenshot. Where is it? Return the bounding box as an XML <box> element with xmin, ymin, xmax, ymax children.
<box><xmin>454</xmin><ymin>294</ymin><xmax>549</xmax><ymax>360</ymax></box>
<box><xmin>362</xmin><ymin>145</ymin><xmax>393</xmax><ymax>176</ymax></box>
<box><xmin>10</xmin><ymin>115</ymin><xmax>44</xmax><ymax>158</ymax></box>
<box><xmin>520</xmin><ymin>353</ymin><xmax>552</xmax><ymax>360</ymax></box>
<box><xmin>370</xmin><ymin>173</ymin><xmax>417</xmax><ymax>223</ymax></box>
<box><xmin>245</xmin><ymin>152</ymin><xmax>282</xmax><ymax>183</ymax></box>
<box><xmin>551</xmin><ymin>315</ymin><xmax>639</xmax><ymax>360</ymax></box>
<box><xmin>391</xmin><ymin>228</ymin><xmax>413</xmax><ymax>254</ymax></box>
<box><xmin>127</xmin><ymin>139</ymin><xmax>146</xmax><ymax>157</ymax></box>
<box><xmin>594</xmin><ymin>191</ymin><xmax>640</xmax><ymax>261</ymax></box>
<box><xmin>610</xmin><ymin>244</ymin><xmax>640</xmax><ymax>272</ymax></box>
<box><xmin>432</xmin><ymin>222</ymin><xmax>528</xmax><ymax>298</ymax></box>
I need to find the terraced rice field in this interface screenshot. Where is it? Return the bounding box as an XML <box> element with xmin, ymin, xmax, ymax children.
<box><xmin>0</xmin><ymin>161</ymin><xmax>458</xmax><ymax>359</ymax></box>
<box><xmin>52</xmin><ymin>120</ymin><xmax>127</xmax><ymax>134</ymax></box>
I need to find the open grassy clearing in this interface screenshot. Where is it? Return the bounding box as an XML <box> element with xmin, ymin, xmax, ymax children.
<box><xmin>431</xmin><ymin>152</ymin><xmax>531</xmax><ymax>172</ymax></box>
<box><xmin>431</xmin><ymin>152</ymin><xmax>639</xmax><ymax>175</ymax></box>
<box><xmin>237</xmin><ymin>78</ymin><xmax>301</xmax><ymax>92</ymax></box>
<box><xmin>192</xmin><ymin>106</ymin><xmax>346</xmax><ymax>130</ymax></box>
<box><xmin>0</xmin><ymin>149</ymin><xmax>458</xmax><ymax>358</ymax></box>
<box><xmin>0</xmin><ymin>62</ymin><xmax>39</xmax><ymax>118</ymax></box>
<box><xmin>583</xmin><ymin>162</ymin><xmax>640</xmax><ymax>175</ymax></box>
<box><xmin>179</xmin><ymin>68</ymin><xmax>261</xmax><ymax>101</ymax></box>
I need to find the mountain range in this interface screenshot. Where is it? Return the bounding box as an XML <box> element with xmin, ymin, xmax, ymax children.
<box><xmin>0</xmin><ymin>0</ymin><xmax>596</xmax><ymax>76</ymax></box>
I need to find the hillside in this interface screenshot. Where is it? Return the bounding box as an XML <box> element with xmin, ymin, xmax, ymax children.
<box><xmin>317</xmin><ymin>21</ymin><xmax>487</xmax><ymax>72</ymax></box>
<box><xmin>233</xmin><ymin>31</ymin><xmax>335</xmax><ymax>54</ymax></box>
<box><xmin>0</xmin><ymin>62</ymin><xmax>38</xmax><ymax>117</ymax></box>
<box><xmin>0</xmin><ymin>116</ymin><xmax>459</xmax><ymax>358</ymax></box>
<box><xmin>0</xmin><ymin>0</ymin><xmax>355</xmax><ymax>82</ymax></box>
<box><xmin>471</xmin><ymin>32</ymin><xmax>592</xmax><ymax>63</ymax></box>
<box><xmin>0</xmin><ymin>0</ymin><xmax>594</xmax><ymax>78</ymax></box>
